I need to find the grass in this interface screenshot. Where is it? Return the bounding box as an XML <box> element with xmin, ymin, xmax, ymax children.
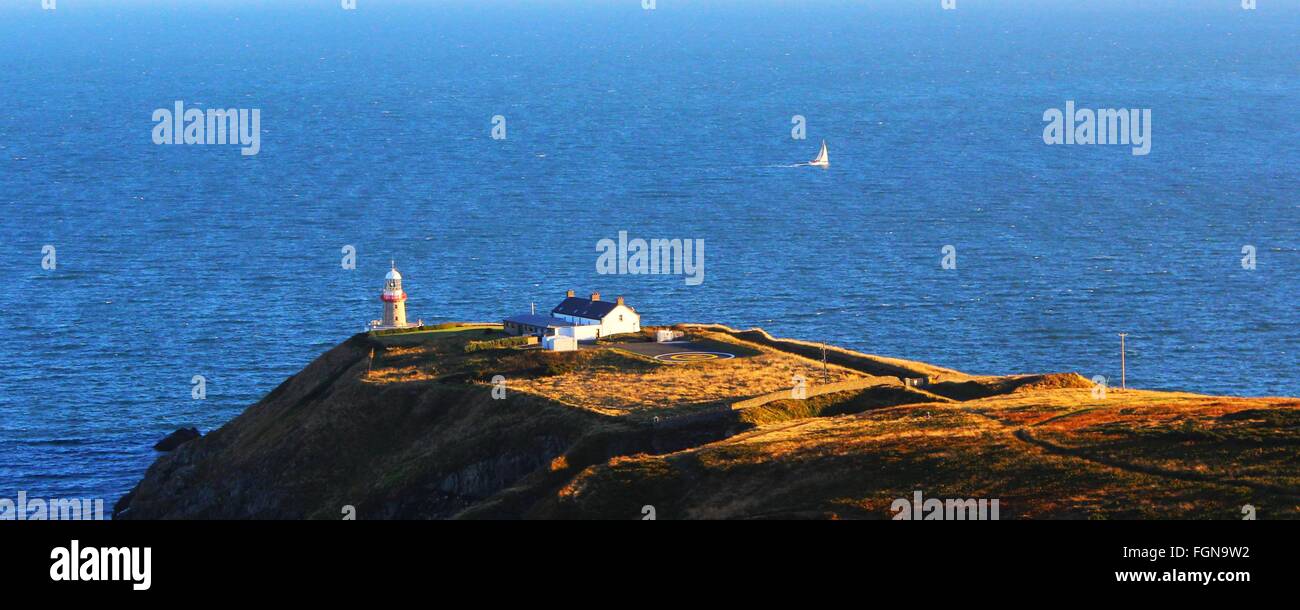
<box><xmin>507</xmin><ymin>329</ymin><xmax>872</xmax><ymax>419</ymax></box>
<box><xmin>351</xmin><ymin>322</ymin><xmax>1300</xmax><ymax>518</ymax></box>
<box><xmin>363</xmin><ymin>325</ymin><xmax>509</xmax><ymax>383</ymax></box>
<box><xmin>551</xmin><ymin>387</ymin><xmax>1300</xmax><ymax>519</ymax></box>
<box><xmin>123</xmin><ymin>321</ymin><xmax>1300</xmax><ymax>520</ymax></box>
<box><xmin>682</xmin><ymin>323</ymin><xmax>975</xmax><ymax>381</ymax></box>
<box><xmin>738</xmin><ymin>385</ymin><xmax>942</xmax><ymax>426</ymax></box>
<box><xmin>464</xmin><ymin>335</ymin><xmax>536</xmax><ymax>352</ymax></box>
<box><xmin>371</xmin><ymin>322</ymin><xmax>504</xmax><ymax>341</ymax></box>
<box><xmin>363</xmin><ymin>325</ymin><xmax>883</xmax><ymax>420</ymax></box>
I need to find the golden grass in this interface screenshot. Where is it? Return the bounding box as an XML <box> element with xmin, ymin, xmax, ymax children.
<box><xmin>366</xmin><ymin>365</ymin><xmax>438</xmax><ymax>384</ymax></box>
<box><xmin>681</xmin><ymin>323</ymin><xmax>976</xmax><ymax>381</ymax></box>
<box><xmin>508</xmin><ymin>331</ymin><xmax>875</xmax><ymax>418</ymax></box>
<box><xmin>355</xmin><ymin>322</ymin><xmax>1300</xmax><ymax>519</ymax></box>
<box><xmin>555</xmin><ymin>387</ymin><xmax>1300</xmax><ymax>519</ymax></box>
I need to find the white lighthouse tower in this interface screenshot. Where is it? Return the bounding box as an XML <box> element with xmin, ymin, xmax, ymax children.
<box><xmin>371</xmin><ymin>261</ymin><xmax>411</xmax><ymax>330</ymax></box>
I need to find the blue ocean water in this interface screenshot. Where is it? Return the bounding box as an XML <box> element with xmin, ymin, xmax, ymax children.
<box><xmin>0</xmin><ymin>0</ymin><xmax>1296</xmax><ymax>508</ymax></box>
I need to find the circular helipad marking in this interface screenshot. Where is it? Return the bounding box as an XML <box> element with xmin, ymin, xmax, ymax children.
<box><xmin>655</xmin><ymin>351</ymin><xmax>736</xmax><ymax>363</ymax></box>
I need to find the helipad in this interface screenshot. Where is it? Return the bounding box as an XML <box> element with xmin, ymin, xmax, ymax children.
<box><xmin>653</xmin><ymin>351</ymin><xmax>736</xmax><ymax>363</ymax></box>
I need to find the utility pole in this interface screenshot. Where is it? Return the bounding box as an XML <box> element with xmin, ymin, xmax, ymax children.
<box><xmin>821</xmin><ymin>343</ymin><xmax>829</xmax><ymax>383</ymax></box>
<box><xmin>1118</xmin><ymin>333</ymin><xmax>1128</xmax><ymax>392</ymax></box>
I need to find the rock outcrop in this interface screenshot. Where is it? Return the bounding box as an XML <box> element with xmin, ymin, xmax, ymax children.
<box><xmin>153</xmin><ymin>427</ymin><xmax>201</xmax><ymax>452</ymax></box>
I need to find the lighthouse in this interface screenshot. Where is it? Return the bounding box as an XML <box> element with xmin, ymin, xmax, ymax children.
<box><xmin>373</xmin><ymin>261</ymin><xmax>410</xmax><ymax>330</ymax></box>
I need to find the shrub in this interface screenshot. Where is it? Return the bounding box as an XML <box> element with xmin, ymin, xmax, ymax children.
<box><xmin>464</xmin><ymin>335</ymin><xmax>536</xmax><ymax>352</ymax></box>
<box><xmin>542</xmin><ymin>354</ymin><xmax>581</xmax><ymax>376</ymax></box>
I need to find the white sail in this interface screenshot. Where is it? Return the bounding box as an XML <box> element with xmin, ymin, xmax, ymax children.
<box><xmin>809</xmin><ymin>140</ymin><xmax>829</xmax><ymax>167</ymax></box>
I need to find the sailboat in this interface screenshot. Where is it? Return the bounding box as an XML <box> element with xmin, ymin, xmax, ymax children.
<box><xmin>807</xmin><ymin>140</ymin><xmax>829</xmax><ymax>167</ymax></box>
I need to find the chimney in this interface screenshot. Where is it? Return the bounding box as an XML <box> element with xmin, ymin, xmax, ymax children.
<box><xmin>590</xmin><ymin>292</ymin><xmax>600</xmax><ymax>301</ymax></box>
<box><xmin>566</xmin><ymin>289</ymin><xmax>575</xmax><ymax>298</ymax></box>
<box><xmin>616</xmin><ymin>296</ymin><xmax>624</xmax><ymax>306</ymax></box>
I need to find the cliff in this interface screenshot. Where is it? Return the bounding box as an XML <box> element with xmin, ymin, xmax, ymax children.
<box><xmin>115</xmin><ymin>324</ymin><xmax>1300</xmax><ymax>519</ymax></box>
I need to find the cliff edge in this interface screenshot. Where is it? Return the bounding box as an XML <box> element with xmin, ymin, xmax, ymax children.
<box><xmin>115</xmin><ymin>324</ymin><xmax>1300</xmax><ymax>519</ymax></box>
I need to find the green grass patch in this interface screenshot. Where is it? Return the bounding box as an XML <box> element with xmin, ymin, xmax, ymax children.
<box><xmin>464</xmin><ymin>335</ymin><xmax>537</xmax><ymax>352</ymax></box>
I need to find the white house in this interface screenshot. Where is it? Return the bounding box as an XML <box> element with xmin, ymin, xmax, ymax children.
<box><xmin>503</xmin><ymin>290</ymin><xmax>640</xmax><ymax>343</ymax></box>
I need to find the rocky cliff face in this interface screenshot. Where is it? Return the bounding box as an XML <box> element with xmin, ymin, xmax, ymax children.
<box><xmin>115</xmin><ymin>334</ymin><xmax>608</xmax><ymax>519</ymax></box>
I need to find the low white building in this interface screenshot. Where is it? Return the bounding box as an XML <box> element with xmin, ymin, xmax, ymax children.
<box><xmin>656</xmin><ymin>329</ymin><xmax>683</xmax><ymax>343</ymax></box>
<box><xmin>542</xmin><ymin>334</ymin><xmax>578</xmax><ymax>352</ymax></box>
<box><xmin>503</xmin><ymin>290</ymin><xmax>640</xmax><ymax>342</ymax></box>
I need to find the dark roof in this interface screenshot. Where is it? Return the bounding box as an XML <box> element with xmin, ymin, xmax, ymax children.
<box><xmin>551</xmin><ymin>297</ymin><xmax>619</xmax><ymax>320</ymax></box>
<box><xmin>503</xmin><ymin>314</ymin><xmax>578</xmax><ymax>328</ymax></box>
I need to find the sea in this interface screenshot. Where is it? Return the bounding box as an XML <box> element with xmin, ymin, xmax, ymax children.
<box><xmin>1</xmin><ymin>0</ymin><xmax>1296</xmax><ymax>510</ymax></box>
